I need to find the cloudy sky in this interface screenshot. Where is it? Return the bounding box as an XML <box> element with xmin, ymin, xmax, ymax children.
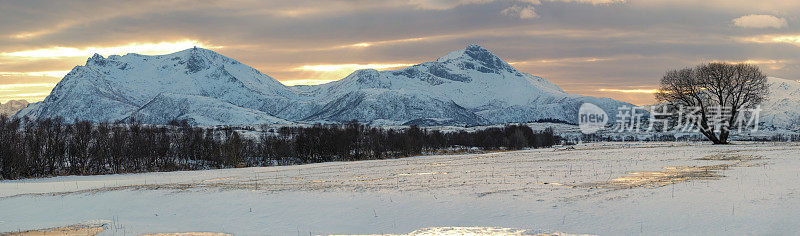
<box><xmin>2</xmin><ymin>0</ymin><xmax>800</xmax><ymax>105</ymax></box>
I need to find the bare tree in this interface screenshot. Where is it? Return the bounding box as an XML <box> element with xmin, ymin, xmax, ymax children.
<box><xmin>656</xmin><ymin>63</ymin><xmax>768</xmax><ymax>144</ymax></box>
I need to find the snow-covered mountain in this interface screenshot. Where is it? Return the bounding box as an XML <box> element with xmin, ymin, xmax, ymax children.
<box><xmin>16</xmin><ymin>47</ymin><xmax>314</xmax><ymax>125</ymax></box>
<box><xmin>0</xmin><ymin>100</ymin><xmax>28</xmax><ymax>116</ymax></box>
<box><xmin>299</xmin><ymin>45</ymin><xmax>629</xmax><ymax>125</ymax></box>
<box><xmin>17</xmin><ymin>45</ymin><xmax>633</xmax><ymax>126</ymax></box>
<box><xmin>760</xmin><ymin>77</ymin><xmax>800</xmax><ymax>130</ymax></box>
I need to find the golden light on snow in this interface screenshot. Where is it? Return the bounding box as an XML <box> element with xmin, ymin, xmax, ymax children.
<box><xmin>598</xmin><ymin>88</ymin><xmax>659</xmax><ymax>94</ymax></box>
<box><xmin>0</xmin><ymin>40</ymin><xmax>220</xmax><ymax>59</ymax></box>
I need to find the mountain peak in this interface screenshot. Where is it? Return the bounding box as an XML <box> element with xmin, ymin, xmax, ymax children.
<box><xmin>464</xmin><ymin>44</ymin><xmax>488</xmax><ymax>52</ymax></box>
<box><xmin>437</xmin><ymin>44</ymin><xmax>494</xmax><ymax>60</ymax></box>
<box><xmin>436</xmin><ymin>44</ymin><xmax>516</xmax><ymax>74</ymax></box>
<box><xmin>462</xmin><ymin>44</ymin><xmax>502</xmax><ymax>63</ymax></box>
<box><xmin>171</xmin><ymin>46</ymin><xmax>217</xmax><ymax>57</ymax></box>
<box><xmin>86</xmin><ymin>53</ymin><xmax>107</xmax><ymax>66</ymax></box>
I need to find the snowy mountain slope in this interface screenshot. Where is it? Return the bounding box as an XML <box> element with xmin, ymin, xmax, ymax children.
<box><xmin>307</xmin><ymin>45</ymin><xmax>630</xmax><ymax>124</ymax></box>
<box><xmin>127</xmin><ymin>93</ymin><xmax>290</xmax><ymax>125</ymax></box>
<box><xmin>302</xmin><ymin>86</ymin><xmax>484</xmax><ymax>126</ymax></box>
<box><xmin>15</xmin><ymin>65</ymin><xmax>142</xmax><ymax>122</ymax></box>
<box><xmin>760</xmin><ymin>77</ymin><xmax>800</xmax><ymax>130</ymax></box>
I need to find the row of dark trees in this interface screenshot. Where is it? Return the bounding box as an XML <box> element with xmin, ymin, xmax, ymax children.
<box><xmin>0</xmin><ymin>115</ymin><xmax>557</xmax><ymax>179</ymax></box>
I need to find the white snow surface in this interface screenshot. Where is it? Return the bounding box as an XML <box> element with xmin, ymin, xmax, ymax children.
<box><xmin>1</xmin><ymin>142</ymin><xmax>799</xmax><ymax>235</ymax></box>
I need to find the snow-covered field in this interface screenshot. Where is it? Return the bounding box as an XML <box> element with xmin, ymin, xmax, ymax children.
<box><xmin>1</xmin><ymin>142</ymin><xmax>799</xmax><ymax>235</ymax></box>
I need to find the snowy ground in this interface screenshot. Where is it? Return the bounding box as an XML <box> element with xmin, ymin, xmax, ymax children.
<box><xmin>1</xmin><ymin>142</ymin><xmax>799</xmax><ymax>235</ymax></box>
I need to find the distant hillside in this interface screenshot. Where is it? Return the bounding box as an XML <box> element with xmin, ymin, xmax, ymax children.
<box><xmin>0</xmin><ymin>100</ymin><xmax>28</xmax><ymax>116</ymax></box>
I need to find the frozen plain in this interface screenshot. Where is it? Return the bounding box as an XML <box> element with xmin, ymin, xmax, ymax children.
<box><xmin>1</xmin><ymin>142</ymin><xmax>799</xmax><ymax>235</ymax></box>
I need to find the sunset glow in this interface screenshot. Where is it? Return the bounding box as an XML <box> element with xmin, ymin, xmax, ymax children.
<box><xmin>350</xmin><ymin>43</ymin><xmax>372</xmax><ymax>47</ymax></box>
<box><xmin>1</xmin><ymin>40</ymin><xmax>219</xmax><ymax>59</ymax></box>
<box><xmin>4</xmin><ymin>3</ymin><xmax>800</xmax><ymax>234</ymax></box>
<box><xmin>285</xmin><ymin>64</ymin><xmax>413</xmax><ymax>85</ymax></box>
<box><xmin>0</xmin><ymin>40</ymin><xmax>221</xmax><ymax>102</ymax></box>
<box><xmin>0</xmin><ymin>92</ymin><xmax>49</xmax><ymax>102</ymax></box>
<box><xmin>294</xmin><ymin>64</ymin><xmax>412</xmax><ymax>72</ymax></box>
<box><xmin>1</xmin><ymin>0</ymin><xmax>799</xmax><ymax>106</ymax></box>
<box><xmin>280</xmin><ymin>79</ymin><xmax>337</xmax><ymax>86</ymax></box>
<box><xmin>344</xmin><ymin>37</ymin><xmax>429</xmax><ymax>48</ymax></box>
<box><xmin>0</xmin><ymin>71</ymin><xmax>70</xmax><ymax>78</ymax></box>
<box><xmin>12</xmin><ymin>32</ymin><xmax>42</xmax><ymax>39</ymax></box>
<box><xmin>0</xmin><ymin>83</ymin><xmax>58</xmax><ymax>90</ymax></box>
<box><xmin>740</xmin><ymin>34</ymin><xmax>800</xmax><ymax>47</ymax></box>
<box><xmin>598</xmin><ymin>88</ymin><xmax>659</xmax><ymax>94</ymax></box>
<box><xmin>710</xmin><ymin>59</ymin><xmax>786</xmax><ymax>69</ymax></box>
<box><xmin>527</xmin><ymin>57</ymin><xmax>609</xmax><ymax>64</ymax></box>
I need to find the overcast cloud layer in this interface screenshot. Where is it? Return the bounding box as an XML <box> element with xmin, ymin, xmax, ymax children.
<box><xmin>2</xmin><ymin>0</ymin><xmax>800</xmax><ymax>104</ymax></box>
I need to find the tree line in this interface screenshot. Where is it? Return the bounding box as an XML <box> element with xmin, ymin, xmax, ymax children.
<box><xmin>0</xmin><ymin>115</ymin><xmax>557</xmax><ymax>180</ymax></box>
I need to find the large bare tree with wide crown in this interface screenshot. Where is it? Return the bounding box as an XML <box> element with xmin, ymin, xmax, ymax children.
<box><xmin>655</xmin><ymin>62</ymin><xmax>769</xmax><ymax>144</ymax></box>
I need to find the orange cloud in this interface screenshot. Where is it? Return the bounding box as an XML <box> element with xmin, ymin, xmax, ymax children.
<box><xmin>733</xmin><ymin>14</ymin><xmax>787</xmax><ymax>29</ymax></box>
<box><xmin>598</xmin><ymin>88</ymin><xmax>659</xmax><ymax>93</ymax></box>
<box><xmin>739</xmin><ymin>34</ymin><xmax>800</xmax><ymax>46</ymax></box>
<box><xmin>710</xmin><ymin>59</ymin><xmax>787</xmax><ymax>70</ymax></box>
<box><xmin>0</xmin><ymin>71</ymin><xmax>70</xmax><ymax>77</ymax></box>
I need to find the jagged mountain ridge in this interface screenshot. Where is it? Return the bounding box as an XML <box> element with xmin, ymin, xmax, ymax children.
<box><xmin>299</xmin><ymin>45</ymin><xmax>629</xmax><ymax>125</ymax></box>
<box><xmin>18</xmin><ymin>45</ymin><xmax>634</xmax><ymax>126</ymax></box>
